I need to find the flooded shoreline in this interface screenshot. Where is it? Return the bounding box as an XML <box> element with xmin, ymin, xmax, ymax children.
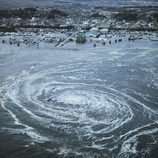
<box><xmin>0</xmin><ymin>38</ymin><xmax>158</xmax><ymax>158</ymax></box>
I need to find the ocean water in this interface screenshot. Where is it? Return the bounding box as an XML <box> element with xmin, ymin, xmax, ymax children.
<box><xmin>0</xmin><ymin>38</ymin><xmax>158</xmax><ymax>158</ymax></box>
<box><xmin>0</xmin><ymin>0</ymin><xmax>158</xmax><ymax>7</ymax></box>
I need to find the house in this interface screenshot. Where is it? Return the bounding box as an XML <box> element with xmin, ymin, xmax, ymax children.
<box><xmin>89</xmin><ymin>27</ymin><xmax>99</xmax><ymax>31</ymax></box>
<box><xmin>86</xmin><ymin>31</ymin><xmax>100</xmax><ymax>38</ymax></box>
<box><xmin>98</xmin><ymin>22</ymin><xmax>111</xmax><ymax>29</ymax></box>
<box><xmin>100</xmin><ymin>28</ymin><xmax>109</xmax><ymax>34</ymax></box>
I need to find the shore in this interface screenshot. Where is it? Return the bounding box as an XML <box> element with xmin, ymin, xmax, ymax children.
<box><xmin>0</xmin><ymin>32</ymin><xmax>158</xmax><ymax>158</ymax></box>
<box><xmin>0</xmin><ymin>5</ymin><xmax>157</xmax><ymax>47</ymax></box>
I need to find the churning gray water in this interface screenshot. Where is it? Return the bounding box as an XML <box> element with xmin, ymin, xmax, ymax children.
<box><xmin>0</xmin><ymin>39</ymin><xmax>158</xmax><ymax>158</ymax></box>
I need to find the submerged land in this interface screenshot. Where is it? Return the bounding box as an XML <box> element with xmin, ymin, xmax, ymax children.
<box><xmin>0</xmin><ymin>4</ymin><xmax>158</xmax><ymax>47</ymax></box>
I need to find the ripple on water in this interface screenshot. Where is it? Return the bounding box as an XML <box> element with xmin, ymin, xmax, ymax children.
<box><xmin>0</xmin><ymin>63</ymin><xmax>158</xmax><ymax>157</ymax></box>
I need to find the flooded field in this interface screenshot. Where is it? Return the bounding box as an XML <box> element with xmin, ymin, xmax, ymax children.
<box><xmin>0</xmin><ymin>39</ymin><xmax>158</xmax><ymax>158</ymax></box>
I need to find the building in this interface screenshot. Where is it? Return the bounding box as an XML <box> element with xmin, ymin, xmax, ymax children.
<box><xmin>86</xmin><ymin>31</ymin><xmax>100</xmax><ymax>38</ymax></box>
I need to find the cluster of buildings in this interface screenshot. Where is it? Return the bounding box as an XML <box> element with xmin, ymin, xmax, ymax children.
<box><xmin>0</xmin><ymin>6</ymin><xmax>158</xmax><ymax>46</ymax></box>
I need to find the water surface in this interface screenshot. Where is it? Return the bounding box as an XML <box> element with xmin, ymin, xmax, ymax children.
<box><xmin>0</xmin><ymin>39</ymin><xmax>158</xmax><ymax>158</ymax></box>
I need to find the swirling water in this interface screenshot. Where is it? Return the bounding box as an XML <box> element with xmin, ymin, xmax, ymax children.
<box><xmin>0</xmin><ymin>39</ymin><xmax>158</xmax><ymax>158</ymax></box>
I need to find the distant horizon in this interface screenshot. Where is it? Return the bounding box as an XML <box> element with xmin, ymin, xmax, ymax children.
<box><xmin>0</xmin><ymin>0</ymin><xmax>158</xmax><ymax>9</ymax></box>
